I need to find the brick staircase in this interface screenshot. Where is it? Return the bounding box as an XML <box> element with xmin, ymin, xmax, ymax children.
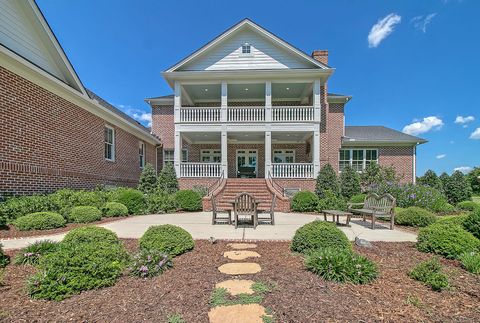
<box><xmin>216</xmin><ymin>178</ymin><xmax>274</xmax><ymax>211</ymax></box>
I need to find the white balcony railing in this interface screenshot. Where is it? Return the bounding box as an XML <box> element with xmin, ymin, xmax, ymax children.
<box><xmin>228</xmin><ymin>107</ymin><xmax>265</xmax><ymax>122</ymax></box>
<box><xmin>180</xmin><ymin>162</ymin><xmax>222</xmax><ymax>177</ymax></box>
<box><xmin>180</xmin><ymin>107</ymin><xmax>221</xmax><ymax>123</ymax></box>
<box><xmin>271</xmin><ymin>163</ymin><xmax>314</xmax><ymax>178</ymax></box>
<box><xmin>272</xmin><ymin>106</ymin><xmax>314</xmax><ymax>122</ymax></box>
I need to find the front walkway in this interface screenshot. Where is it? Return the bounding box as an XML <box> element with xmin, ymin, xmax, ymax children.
<box><xmin>0</xmin><ymin>212</ymin><xmax>417</xmax><ymax>250</ymax></box>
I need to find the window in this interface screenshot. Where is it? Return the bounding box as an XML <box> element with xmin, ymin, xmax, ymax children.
<box><xmin>241</xmin><ymin>43</ymin><xmax>251</xmax><ymax>54</ymax></box>
<box><xmin>273</xmin><ymin>150</ymin><xmax>295</xmax><ymax>163</ymax></box>
<box><xmin>163</xmin><ymin>149</ymin><xmax>188</xmax><ymax>166</ymax></box>
<box><xmin>201</xmin><ymin>149</ymin><xmax>221</xmax><ymax>163</ymax></box>
<box><xmin>339</xmin><ymin>149</ymin><xmax>378</xmax><ymax>172</ymax></box>
<box><xmin>139</xmin><ymin>142</ymin><xmax>145</xmax><ymax>168</ymax></box>
<box><xmin>104</xmin><ymin>126</ymin><xmax>115</xmax><ymax>161</ymax></box>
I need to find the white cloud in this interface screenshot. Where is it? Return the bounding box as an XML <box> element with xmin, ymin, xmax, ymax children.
<box><xmin>117</xmin><ymin>104</ymin><xmax>152</xmax><ymax>127</ymax></box>
<box><xmin>368</xmin><ymin>13</ymin><xmax>402</xmax><ymax>48</ymax></box>
<box><xmin>454</xmin><ymin>166</ymin><xmax>473</xmax><ymax>174</ymax></box>
<box><xmin>411</xmin><ymin>13</ymin><xmax>437</xmax><ymax>33</ymax></box>
<box><xmin>402</xmin><ymin>116</ymin><xmax>444</xmax><ymax>136</ymax></box>
<box><xmin>436</xmin><ymin>154</ymin><xmax>446</xmax><ymax>159</ymax></box>
<box><xmin>470</xmin><ymin>127</ymin><xmax>480</xmax><ymax>139</ymax></box>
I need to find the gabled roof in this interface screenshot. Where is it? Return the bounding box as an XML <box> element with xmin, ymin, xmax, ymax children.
<box><xmin>343</xmin><ymin>126</ymin><xmax>427</xmax><ymax>145</ymax></box>
<box><xmin>165</xmin><ymin>18</ymin><xmax>331</xmax><ymax>72</ymax></box>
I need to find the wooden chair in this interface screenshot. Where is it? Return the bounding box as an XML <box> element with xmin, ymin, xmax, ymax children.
<box><xmin>234</xmin><ymin>192</ymin><xmax>258</xmax><ymax>229</ymax></box>
<box><xmin>211</xmin><ymin>196</ymin><xmax>231</xmax><ymax>225</ymax></box>
<box><xmin>348</xmin><ymin>193</ymin><xmax>396</xmax><ymax>230</ymax></box>
<box><xmin>257</xmin><ymin>193</ymin><xmax>275</xmax><ymax>225</ymax></box>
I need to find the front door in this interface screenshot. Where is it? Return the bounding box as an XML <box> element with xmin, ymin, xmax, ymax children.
<box><xmin>236</xmin><ymin>150</ymin><xmax>257</xmax><ymax>178</ymax></box>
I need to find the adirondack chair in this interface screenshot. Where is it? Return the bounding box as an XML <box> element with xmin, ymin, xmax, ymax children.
<box><xmin>257</xmin><ymin>193</ymin><xmax>276</xmax><ymax>225</ymax></box>
<box><xmin>234</xmin><ymin>192</ymin><xmax>258</xmax><ymax>229</ymax></box>
<box><xmin>348</xmin><ymin>193</ymin><xmax>396</xmax><ymax>230</ymax></box>
<box><xmin>211</xmin><ymin>196</ymin><xmax>231</xmax><ymax>225</ymax></box>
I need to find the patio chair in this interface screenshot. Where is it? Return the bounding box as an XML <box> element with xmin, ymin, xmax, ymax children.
<box><xmin>257</xmin><ymin>193</ymin><xmax>275</xmax><ymax>225</ymax></box>
<box><xmin>234</xmin><ymin>192</ymin><xmax>258</xmax><ymax>229</ymax></box>
<box><xmin>211</xmin><ymin>196</ymin><xmax>231</xmax><ymax>225</ymax></box>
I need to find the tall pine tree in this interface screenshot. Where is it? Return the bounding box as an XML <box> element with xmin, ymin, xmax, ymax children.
<box><xmin>137</xmin><ymin>163</ymin><xmax>157</xmax><ymax>194</ymax></box>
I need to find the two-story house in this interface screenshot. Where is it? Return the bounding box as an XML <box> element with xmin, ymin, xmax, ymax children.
<box><xmin>147</xmin><ymin>19</ymin><xmax>426</xmax><ymax>210</ymax></box>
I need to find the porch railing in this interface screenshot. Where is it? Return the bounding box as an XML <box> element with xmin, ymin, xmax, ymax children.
<box><xmin>227</xmin><ymin>107</ymin><xmax>265</xmax><ymax>122</ymax></box>
<box><xmin>180</xmin><ymin>162</ymin><xmax>222</xmax><ymax>177</ymax></box>
<box><xmin>271</xmin><ymin>163</ymin><xmax>314</xmax><ymax>179</ymax></box>
<box><xmin>272</xmin><ymin>106</ymin><xmax>314</xmax><ymax>122</ymax></box>
<box><xmin>180</xmin><ymin>107</ymin><xmax>221</xmax><ymax>123</ymax></box>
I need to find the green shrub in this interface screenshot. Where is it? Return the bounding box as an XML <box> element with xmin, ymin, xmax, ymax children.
<box><xmin>416</xmin><ymin>223</ymin><xmax>480</xmax><ymax>259</ymax></box>
<box><xmin>68</xmin><ymin>206</ymin><xmax>102</xmax><ymax>223</ymax></box>
<box><xmin>463</xmin><ymin>209</ymin><xmax>480</xmax><ymax>239</ymax></box>
<box><xmin>291</xmin><ymin>221</ymin><xmax>351</xmax><ymax>254</ymax></box>
<box><xmin>436</xmin><ymin>215</ymin><xmax>467</xmax><ymax>226</ymax></box>
<box><xmin>146</xmin><ymin>192</ymin><xmax>177</xmax><ymax>214</ymax></box>
<box><xmin>192</xmin><ymin>185</ymin><xmax>208</xmax><ymax>198</ymax></box>
<box><xmin>339</xmin><ymin>165</ymin><xmax>361</xmax><ymax>199</ymax></box>
<box><xmin>102</xmin><ymin>202</ymin><xmax>128</xmax><ymax>217</ymax></box>
<box><xmin>137</xmin><ymin>163</ymin><xmax>158</xmax><ymax>194</ymax></box>
<box><xmin>459</xmin><ymin>251</ymin><xmax>480</xmax><ymax>275</ymax></box>
<box><xmin>0</xmin><ymin>195</ymin><xmax>56</xmax><ymax>223</ymax></box>
<box><xmin>157</xmin><ymin>163</ymin><xmax>179</xmax><ymax>194</ymax></box>
<box><xmin>315</xmin><ymin>164</ymin><xmax>340</xmax><ymax>198</ymax></box>
<box><xmin>112</xmin><ymin>188</ymin><xmax>145</xmax><ymax>215</ymax></box>
<box><xmin>129</xmin><ymin>249</ymin><xmax>172</xmax><ymax>278</ymax></box>
<box><xmin>14</xmin><ymin>240</ymin><xmax>59</xmax><ymax>266</ymax></box>
<box><xmin>408</xmin><ymin>257</ymin><xmax>450</xmax><ymax>291</ymax></box>
<box><xmin>139</xmin><ymin>225</ymin><xmax>194</xmax><ymax>257</ymax></box>
<box><xmin>305</xmin><ymin>247</ymin><xmax>378</xmax><ymax>284</ymax></box>
<box><xmin>27</xmin><ymin>241</ymin><xmax>127</xmax><ymax>301</ymax></box>
<box><xmin>316</xmin><ymin>190</ymin><xmax>347</xmax><ymax>212</ymax></box>
<box><xmin>467</xmin><ymin>167</ymin><xmax>480</xmax><ymax>195</ymax></box>
<box><xmin>443</xmin><ymin>171</ymin><xmax>473</xmax><ymax>205</ymax></box>
<box><xmin>174</xmin><ymin>190</ymin><xmax>202</xmax><ymax>211</ymax></box>
<box><xmin>48</xmin><ymin>189</ymin><xmax>107</xmax><ymax>216</ymax></box>
<box><xmin>13</xmin><ymin>212</ymin><xmax>65</xmax><ymax>231</ymax></box>
<box><xmin>432</xmin><ymin>202</ymin><xmax>456</xmax><ymax>214</ymax></box>
<box><xmin>417</xmin><ymin>170</ymin><xmax>443</xmax><ymax>190</ymax></box>
<box><xmin>361</xmin><ymin>162</ymin><xmax>400</xmax><ymax>189</ymax></box>
<box><xmin>63</xmin><ymin>226</ymin><xmax>121</xmax><ymax>246</ymax></box>
<box><xmin>350</xmin><ymin>194</ymin><xmax>366</xmax><ymax>203</ymax></box>
<box><xmin>395</xmin><ymin>207</ymin><xmax>437</xmax><ymax>227</ymax></box>
<box><xmin>291</xmin><ymin>191</ymin><xmax>318</xmax><ymax>212</ymax></box>
<box><xmin>457</xmin><ymin>201</ymin><xmax>480</xmax><ymax>212</ymax></box>
<box><xmin>0</xmin><ymin>243</ymin><xmax>9</xmax><ymax>268</ymax></box>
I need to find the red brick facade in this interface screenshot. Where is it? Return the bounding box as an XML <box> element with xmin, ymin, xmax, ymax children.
<box><xmin>378</xmin><ymin>146</ymin><xmax>415</xmax><ymax>183</ymax></box>
<box><xmin>0</xmin><ymin>66</ymin><xmax>156</xmax><ymax>196</ymax></box>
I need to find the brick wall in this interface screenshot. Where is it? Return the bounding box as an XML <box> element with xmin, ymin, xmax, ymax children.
<box><xmin>0</xmin><ymin>66</ymin><xmax>155</xmax><ymax>196</ymax></box>
<box><xmin>378</xmin><ymin>146</ymin><xmax>415</xmax><ymax>183</ymax></box>
<box><xmin>151</xmin><ymin>105</ymin><xmax>174</xmax><ymax>149</ymax></box>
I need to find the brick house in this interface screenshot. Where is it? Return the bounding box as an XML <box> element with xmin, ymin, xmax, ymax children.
<box><xmin>0</xmin><ymin>0</ymin><xmax>160</xmax><ymax>196</ymax></box>
<box><xmin>146</xmin><ymin>19</ymin><xmax>426</xmax><ymax>210</ymax></box>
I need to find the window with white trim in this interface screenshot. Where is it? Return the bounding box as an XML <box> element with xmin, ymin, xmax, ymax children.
<box><xmin>139</xmin><ymin>142</ymin><xmax>145</xmax><ymax>168</ymax></box>
<box><xmin>104</xmin><ymin>126</ymin><xmax>115</xmax><ymax>161</ymax></box>
<box><xmin>201</xmin><ymin>149</ymin><xmax>221</xmax><ymax>163</ymax></box>
<box><xmin>339</xmin><ymin>149</ymin><xmax>378</xmax><ymax>172</ymax></box>
<box><xmin>163</xmin><ymin>149</ymin><xmax>188</xmax><ymax>165</ymax></box>
<box><xmin>241</xmin><ymin>43</ymin><xmax>251</xmax><ymax>55</ymax></box>
<box><xmin>273</xmin><ymin>150</ymin><xmax>295</xmax><ymax>163</ymax></box>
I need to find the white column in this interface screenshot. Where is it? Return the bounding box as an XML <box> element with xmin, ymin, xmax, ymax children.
<box><xmin>313</xmin><ymin>128</ymin><xmax>320</xmax><ymax>178</ymax></box>
<box><xmin>174</xmin><ymin>130</ymin><xmax>182</xmax><ymax>177</ymax></box>
<box><xmin>221</xmin><ymin>81</ymin><xmax>228</xmax><ymax>122</ymax></box>
<box><xmin>221</xmin><ymin>130</ymin><xmax>228</xmax><ymax>178</ymax></box>
<box><xmin>313</xmin><ymin>79</ymin><xmax>321</xmax><ymax>122</ymax></box>
<box><xmin>265</xmin><ymin>130</ymin><xmax>272</xmax><ymax>177</ymax></box>
<box><xmin>265</xmin><ymin>81</ymin><xmax>272</xmax><ymax>122</ymax></box>
<box><xmin>174</xmin><ymin>81</ymin><xmax>181</xmax><ymax>123</ymax></box>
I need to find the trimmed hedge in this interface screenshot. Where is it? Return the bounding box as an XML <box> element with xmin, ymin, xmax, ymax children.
<box><xmin>395</xmin><ymin>207</ymin><xmax>437</xmax><ymax>227</ymax></box>
<box><xmin>102</xmin><ymin>202</ymin><xmax>128</xmax><ymax>217</ymax></box>
<box><xmin>0</xmin><ymin>195</ymin><xmax>55</xmax><ymax>223</ymax></box>
<box><xmin>457</xmin><ymin>201</ymin><xmax>480</xmax><ymax>212</ymax></box>
<box><xmin>317</xmin><ymin>190</ymin><xmax>347</xmax><ymax>212</ymax></box>
<box><xmin>113</xmin><ymin>188</ymin><xmax>145</xmax><ymax>215</ymax></box>
<box><xmin>291</xmin><ymin>221</ymin><xmax>351</xmax><ymax>254</ymax></box>
<box><xmin>436</xmin><ymin>215</ymin><xmax>467</xmax><ymax>226</ymax></box>
<box><xmin>13</xmin><ymin>212</ymin><xmax>65</xmax><ymax>231</ymax></box>
<box><xmin>174</xmin><ymin>190</ymin><xmax>202</xmax><ymax>211</ymax></box>
<box><xmin>139</xmin><ymin>225</ymin><xmax>194</xmax><ymax>257</ymax></box>
<box><xmin>416</xmin><ymin>223</ymin><xmax>480</xmax><ymax>259</ymax></box>
<box><xmin>291</xmin><ymin>191</ymin><xmax>318</xmax><ymax>212</ymax></box>
<box><xmin>63</xmin><ymin>226</ymin><xmax>121</xmax><ymax>246</ymax></box>
<box><xmin>14</xmin><ymin>240</ymin><xmax>59</xmax><ymax>266</ymax></box>
<box><xmin>146</xmin><ymin>192</ymin><xmax>177</xmax><ymax>214</ymax></box>
<box><xmin>463</xmin><ymin>209</ymin><xmax>480</xmax><ymax>239</ymax></box>
<box><xmin>68</xmin><ymin>206</ymin><xmax>102</xmax><ymax>223</ymax></box>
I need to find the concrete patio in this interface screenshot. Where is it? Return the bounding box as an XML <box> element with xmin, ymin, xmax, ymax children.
<box><xmin>1</xmin><ymin>212</ymin><xmax>417</xmax><ymax>250</ymax></box>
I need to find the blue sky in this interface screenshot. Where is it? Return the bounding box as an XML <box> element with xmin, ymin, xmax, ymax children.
<box><xmin>37</xmin><ymin>0</ymin><xmax>480</xmax><ymax>176</ymax></box>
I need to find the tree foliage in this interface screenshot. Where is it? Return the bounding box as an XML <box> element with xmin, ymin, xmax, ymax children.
<box><xmin>315</xmin><ymin>164</ymin><xmax>340</xmax><ymax>198</ymax></box>
<box><xmin>417</xmin><ymin>169</ymin><xmax>442</xmax><ymax>190</ymax></box>
<box><xmin>137</xmin><ymin>163</ymin><xmax>157</xmax><ymax>194</ymax></box>
<box><xmin>360</xmin><ymin>162</ymin><xmax>400</xmax><ymax>189</ymax></box>
<box><xmin>339</xmin><ymin>164</ymin><xmax>361</xmax><ymax>199</ymax></box>
<box><xmin>157</xmin><ymin>163</ymin><xmax>179</xmax><ymax>194</ymax></box>
<box><xmin>442</xmin><ymin>171</ymin><xmax>472</xmax><ymax>204</ymax></box>
<box><xmin>467</xmin><ymin>167</ymin><xmax>480</xmax><ymax>195</ymax></box>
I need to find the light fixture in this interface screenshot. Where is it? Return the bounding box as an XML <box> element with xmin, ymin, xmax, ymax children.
<box><xmin>286</xmin><ymin>87</ymin><xmax>290</xmax><ymax>90</ymax></box>
<box><xmin>245</xmin><ymin>88</ymin><xmax>249</xmax><ymax>91</ymax></box>
<box><xmin>204</xmin><ymin>88</ymin><xmax>208</xmax><ymax>92</ymax></box>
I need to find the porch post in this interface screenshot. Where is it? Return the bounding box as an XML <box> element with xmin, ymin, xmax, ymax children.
<box><xmin>313</xmin><ymin>128</ymin><xmax>320</xmax><ymax>178</ymax></box>
<box><xmin>221</xmin><ymin>81</ymin><xmax>228</xmax><ymax>122</ymax></box>
<box><xmin>265</xmin><ymin>130</ymin><xmax>272</xmax><ymax>177</ymax></box>
<box><xmin>174</xmin><ymin>130</ymin><xmax>182</xmax><ymax>177</ymax></box>
<box><xmin>313</xmin><ymin>79</ymin><xmax>321</xmax><ymax>122</ymax></box>
<box><xmin>265</xmin><ymin>81</ymin><xmax>272</xmax><ymax>122</ymax></box>
<box><xmin>174</xmin><ymin>81</ymin><xmax>181</xmax><ymax>123</ymax></box>
<box><xmin>221</xmin><ymin>130</ymin><xmax>228</xmax><ymax>178</ymax></box>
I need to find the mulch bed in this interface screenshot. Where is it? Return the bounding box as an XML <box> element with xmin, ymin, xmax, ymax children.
<box><xmin>1</xmin><ymin>240</ymin><xmax>479</xmax><ymax>322</ymax></box>
<box><xmin>0</xmin><ymin>216</ymin><xmax>128</xmax><ymax>239</ymax></box>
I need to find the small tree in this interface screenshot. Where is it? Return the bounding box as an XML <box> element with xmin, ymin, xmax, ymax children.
<box><xmin>439</xmin><ymin>172</ymin><xmax>450</xmax><ymax>194</ymax></box>
<box><xmin>340</xmin><ymin>165</ymin><xmax>361</xmax><ymax>199</ymax></box>
<box><xmin>137</xmin><ymin>163</ymin><xmax>157</xmax><ymax>194</ymax></box>
<box><xmin>315</xmin><ymin>164</ymin><xmax>340</xmax><ymax>198</ymax></box>
<box><xmin>443</xmin><ymin>170</ymin><xmax>472</xmax><ymax>204</ymax></box>
<box><xmin>467</xmin><ymin>167</ymin><xmax>480</xmax><ymax>195</ymax></box>
<box><xmin>360</xmin><ymin>162</ymin><xmax>381</xmax><ymax>189</ymax></box>
<box><xmin>418</xmin><ymin>169</ymin><xmax>442</xmax><ymax>190</ymax></box>
<box><xmin>157</xmin><ymin>163</ymin><xmax>179</xmax><ymax>194</ymax></box>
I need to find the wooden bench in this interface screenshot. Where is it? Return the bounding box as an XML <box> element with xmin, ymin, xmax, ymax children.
<box><xmin>322</xmin><ymin>210</ymin><xmax>352</xmax><ymax>226</ymax></box>
<box><xmin>347</xmin><ymin>193</ymin><xmax>396</xmax><ymax>230</ymax></box>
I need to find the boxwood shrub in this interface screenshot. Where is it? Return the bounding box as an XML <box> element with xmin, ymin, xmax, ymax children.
<box><xmin>146</xmin><ymin>192</ymin><xmax>177</xmax><ymax>214</ymax></box>
<box><xmin>48</xmin><ymin>189</ymin><xmax>107</xmax><ymax>216</ymax></box>
<box><xmin>112</xmin><ymin>188</ymin><xmax>145</xmax><ymax>215</ymax></box>
<box><xmin>316</xmin><ymin>190</ymin><xmax>347</xmax><ymax>212</ymax></box>
<box><xmin>457</xmin><ymin>201</ymin><xmax>480</xmax><ymax>212</ymax></box>
<box><xmin>174</xmin><ymin>190</ymin><xmax>202</xmax><ymax>211</ymax></box>
<box><xmin>291</xmin><ymin>191</ymin><xmax>318</xmax><ymax>212</ymax></box>
<box><xmin>101</xmin><ymin>202</ymin><xmax>128</xmax><ymax>217</ymax></box>
<box><xmin>13</xmin><ymin>212</ymin><xmax>65</xmax><ymax>231</ymax></box>
<box><xmin>0</xmin><ymin>195</ymin><xmax>56</xmax><ymax>223</ymax></box>
<box><xmin>395</xmin><ymin>207</ymin><xmax>437</xmax><ymax>227</ymax></box>
<box><xmin>408</xmin><ymin>257</ymin><xmax>450</xmax><ymax>291</ymax></box>
<box><xmin>436</xmin><ymin>215</ymin><xmax>467</xmax><ymax>226</ymax></box>
<box><xmin>0</xmin><ymin>243</ymin><xmax>9</xmax><ymax>268</ymax></box>
<box><xmin>463</xmin><ymin>209</ymin><xmax>480</xmax><ymax>239</ymax></box>
<box><xmin>14</xmin><ymin>240</ymin><xmax>59</xmax><ymax>266</ymax></box>
<box><xmin>291</xmin><ymin>221</ymin><xmax>351</xmax><ymax>254</ymax></box>
<box><xmin>68</xmin><ymin>206</ymin><xmax>102</xmax><ymax>223</ymax></box>
<box><xmin>416</xmin><ymin>223</ymin><xmax>480</xmax><ymax>259</ymax></box>
<box><xmin>459</xmin><ymin>251</ymin><xmax>480</xmax><ymax>275</ymax></box>
<box><xmin>63</xmin><ymin>226</ymin><xmax>121</xmax><ymax>246</ymax></box>
<box><xmin>139</xmin><ymin>225</ymin><xmax>194</xmax><ymax>257</ymax></box>
<box><xmin>305</xmin><ymin>247</ymin><xmax>378</xmax><ymax>284</ymax></box>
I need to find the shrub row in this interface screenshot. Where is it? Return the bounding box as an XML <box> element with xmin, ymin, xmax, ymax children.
<box><xmin>291</xmin><ymin>191</ymin><xmax>346</xmax><ymax>213</ymax></box>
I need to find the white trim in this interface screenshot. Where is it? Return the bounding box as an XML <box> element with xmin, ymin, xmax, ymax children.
<box><xmin>104</xmin><ymin>125</ymin><xmax>115</xmax><ymax>162</ymax></box>
<box><xmin>139</xmin><ymin>141</ymin><xmax>145</xmax><ymax>168</ymax></box>
<box><xmin>413</xmin><ymin>146</ymin><xmax>416</xmax><ymax>184</ymax></box>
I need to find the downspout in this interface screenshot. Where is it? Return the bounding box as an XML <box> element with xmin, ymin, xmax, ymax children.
<box><xmin>413</xmin><ymin>145</ymin><xmax>417</xmax><ymax>184</ymax></box>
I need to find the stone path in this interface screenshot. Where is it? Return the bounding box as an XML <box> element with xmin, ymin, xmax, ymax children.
<box><xmin>208</xmin><ymin>243</ymin><xmax>272</xmax><ymax>323</ymax></box>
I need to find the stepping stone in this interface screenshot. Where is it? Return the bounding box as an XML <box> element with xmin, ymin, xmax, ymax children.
<box><xmin>215</xmin><ymin>279</ymin><xmax>255</xmax><ymax>295</ymax></box>
<box><xmin>208</xmin><ymin>304</ymin><xmax>268</xmax><ymax>323</ymax></box>
<box><xmin>218</xmin><ymin>262</ymin><xmax>261</xmax><ymax>275</ymax></box>
<box><xmin>223</xmin><ymin>250</ymin><xmax>261</xmax><ymax>260</ymax></box>
<box><xmin>227</xmin><ymin>243</ymin><xmax>257</xmax><ymax>249</ymax></box>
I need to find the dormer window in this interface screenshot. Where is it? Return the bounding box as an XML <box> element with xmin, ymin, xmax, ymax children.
<box><xmin>241</xmin><ymin>43</ymin><xmax>251</xmax><ymax>55</ymax></box>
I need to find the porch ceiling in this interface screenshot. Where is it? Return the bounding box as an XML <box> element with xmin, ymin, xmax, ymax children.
<box><xmin>182</xmin><ymin>131</ymin><xmax>311</xmax><ymax>144</ymax></box>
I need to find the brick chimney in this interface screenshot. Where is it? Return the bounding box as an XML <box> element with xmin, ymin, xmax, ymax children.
<box><xmin>311</xmin><ymin>50</ymin><xmax>328</xmax><ymax>65</ymax></box>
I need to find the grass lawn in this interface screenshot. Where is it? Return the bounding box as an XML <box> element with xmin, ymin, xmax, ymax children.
<box><xmin>1</xmin><ymin>240</ymin><xmax>479</xmax><ymax>322</ymax></box>
<box><xmin>473</xmin><ymin>196</ymin><xmax>480</xmax><ymax>204</ymax></box>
